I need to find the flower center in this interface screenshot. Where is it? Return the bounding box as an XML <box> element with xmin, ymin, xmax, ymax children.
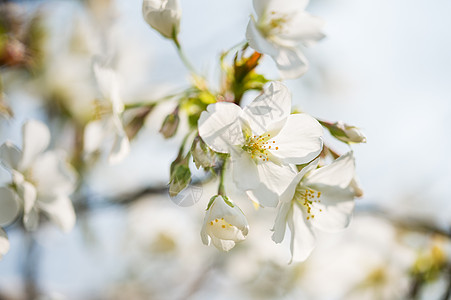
<box><xmin>259</xmin><ymin>11</ymin><xmax>290</xmax><ymax>38</ymax></box>
<box><xmin>242</xmin><ymin>133</ymin><xmax>279</xmax><ymax>162</ymax></box>
<box><xmin>295</xmin><ymin>187</ymin><xmax>322</xmax><ymax>220</ymax></box>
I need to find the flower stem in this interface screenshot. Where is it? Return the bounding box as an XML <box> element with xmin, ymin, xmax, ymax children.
<box><xmin>172</xmin><ymin>34</ymin><xmax>198</xmax><ymax>75</ymax></box>
<box><xmin>217</xmin><ymin>158</ymin><xmax>228</xmax><ymax>196</ymax></box>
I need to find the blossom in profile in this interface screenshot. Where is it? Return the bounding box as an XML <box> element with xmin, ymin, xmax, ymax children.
<box><xmin>272</xmin><ymin>151</ymin><xmax>359</xmax><ymax>262</ymax></box>
<box><xmin>201</xmin><ymin>195</ymin><xmax>249</xmax><ymax>251</ymax></box>
<box><xmin>246</xmin><ymin>0</ymin><xmax>325</xmax><ymax>79</ymax></box>
<box><xmin>198</xmin><ymin>81</ymin><xmax>323</xmax><ymax>207</ymax></box>
<box><xmin>0</xmin><ymin>120</ymin><xmax>77</xmax><ymax>232</ymax></box>
<box><xmin>84</xmin><ymin>62</ymin><xmax>130</xmax><ymax>164</ymax></box>
<box><xmin>142</xmin><ymin>0</ymin><xmax>182</xmax><ymax>39</ymax></box>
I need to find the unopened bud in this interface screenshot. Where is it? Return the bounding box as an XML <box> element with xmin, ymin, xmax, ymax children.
<box><xmin>191</xmin><ymin>136</ymin><xmax>216</xmax><ymax>169</ymax></box>
<box><xmin>142</xmin><ymin>0</ymin><xmax>181</xmax><ymax>39</ymax></box>
<box><xmin>169</xmin><ymin>156</ymin><xmax>191</xmax><ymax>197</ymax></box>
<box><xmin>322</xmin><ymin>120</ymin><xmax>367</xmax><ymax>144</ymax></box>
<box><xmin>159</xmin><ymin>109</ymin><xmax>179</xmax><ymax>139</ymax></box>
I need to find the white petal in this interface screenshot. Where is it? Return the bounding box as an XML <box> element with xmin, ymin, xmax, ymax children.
<box><xmin>258</xmin><ymin>161</ymin><xmax>296</xmax><ymax>194</ymax></box>
<box><xmin>241</xmin><ymin>82</ymin><xmax>292</xmax><ymax>136</ymax></box>
<box><xmin>273</xmin><ymin>46</ymin><xmax>309</xmax><ymax>79</ymax></box>
<box><xmin>304</xmin><ymin>151</ymin><xmax>355</xmax><ymax>189</ymax></box>
<box><xmin>272</xmin><ymin>201</ymin><xmax>291</xmax><ymax>243</ymax></box>
<box><xmin>38</xmin><ymin>195</ymin><xmax>76</xmax><ymax>233</ymax></box>
<box><xmin>0</xmin><ymin>142</ymin><xmax>21</xmax><ymax>171</ymax></box>
<box><xmin>0</xmin><ymin>187</ymin><xmax>19</xmax><ymax>226</ymax></box>
<box><xmin>198</xmin><ymin>102</ymin><xmax>244</xmax><ymax>153</ymax></box>
<box><xmin>109</xmin><ymin>116</ymin><xmax>130</xmax><ymax>164</ymax></box>
<box><xmin>246</xmin><ymin>17</ymin><xmax>279</xmax><ymax>57</ymax></box>
<box><xmin>270</xmin><ymin>113</ymin><xmax>323</xmax><ymax>164</ymax></box>
<box><xmin>23</xmin><ymin>206</ymin><xmax>39</xmax><ymax>231</ymax></box>
<box><xmin>20</xmin><ymin>120</ymin><xmax>50</xmax><ymax>171</ymax></box>
<box><xmin>231</xmin><ymin>151</ymin><xmax>259</xmax><ymax>191</ymax></box>
<box><xmin>288</xmin><ymin>205</ymin><xmax>315</xmax><ymax>263</ymax></box>
<box><xmin>0</xmin><ymin>228</ymin><xmax>9</xmax><ymax>257</ymax></box>
<box><xmin>246</xmin><ymin>184</ymin><xmax>279</xmax><ymax>208</ymax></box>
<box><xmin>93</xmin><ymin>62</ymin><xmax>123</xmax><ymax>113</ymax></box>
<box><xmin>253</xmin><ymin>0</ymin><xmax>309</xmax><ymax>17</ymax></box>
<box><xmin>84</xmin><ymin>120</ymin><xmax>107</xmax><ymax>154</ymax></box>
<box><xmin>31</xmin><ymin>151</ymin><xmax>77</xmax><ymax>197</ymax></box>
<box><xmin>14</xmin><ymin>175</ymin><xmax>37</xmax><ymax>216</ymax></box>
<box><xmin>309</xmin><ymin>187</ymin><xmax>355</xmax><ymax>232</ymax></box>
<box><xmin>200</xmin><ymin>222</ymin><xmax>210</xmax><ymax>246</ymax></box>
<box><xmin>210</xmin><ymin>235</ymin><xmax>236</xmax><ymax>252</ymax></box>
<box><xmin>279</xmin><ymin>12</ymin><xmax>325</xmax><ymax>47</ymax></box>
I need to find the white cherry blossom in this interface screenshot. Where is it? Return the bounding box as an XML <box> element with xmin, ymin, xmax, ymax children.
<box><xmin>200</xmin><ymin>195</ymin><xmax>249</xmax><ymax>251</ymax></box>
<box><xmin>272</xmin><ymin>151</ymin><xmax>359</xmax><ymax>263</ymax></box>
<box><xmin>84</xmin><ymin>62</ymin><xmax>130</xmax><ymax>164</ymax></box>
<box><xmin>0</xmin><ymin>120</ymin><xmax>77</xmax><ymax>232</ymax></box>
<box><xmin>246</xmin><ymin>0</ymin><xmax>325</xmax><ymax>79</ymax></box>
<box><xmin>198</xmin><ymin>81</ymin><xmax>323</xmax><ymax>207</ymax></box>
<box><xmin>142</xmin><ymin>0</ymin><xmax>181</xmax><ymax>39</ymax></box>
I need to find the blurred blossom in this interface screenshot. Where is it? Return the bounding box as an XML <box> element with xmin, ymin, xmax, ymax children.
<box><xmin>272</xmin><ymin>151</ymin><xmax>358</xmax><ymax>262</ymax></box>
<box><xmin>0</xmin><ymin>120</ymin><xmax>77</xmax><ymax>232</ymax></box>
<box><xmin>198</xmin><ymin>82</ymin><xmax>323</xmax><ymax>207</ymax></box>
<box><xmin>84</xmin><ymin>62</ymin><xmax>130</xmax><ymax>164</ymax></box>
<box><xmin>0</xmin><ymin>227</ymin><xmax>9</xmax><ymax>259</ymax></box>
<box><xmin>201</xmin><ymin>195</ymin><xmax>249</xmax><ymax>251</ymax></box>
<box><xmin>142</xmin><ymin>0</ymin><xmax>181</xmax><ymax>39</ymax></box>
<box><xmin>246</xmin><ymin>0</ymin><xmax>325</xmax><ymax>79</ymax></box>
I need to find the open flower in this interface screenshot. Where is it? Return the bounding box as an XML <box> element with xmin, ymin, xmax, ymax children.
<box><xmin>0</xmin><ymin>120</ymin><xmax>77</xmax><ymax>232</ymax></box>
<box><xmin>272</xmin><ymin>151</ymin><xmax>359</xmax><ymax>263</ymax></box>
<box><xmin>246</xmin><ymin>0</ymin><xmax>325</xmax><ymax>79</ymax></box>
<box><xmin>201</xmin><ymin>195</ymin><xmax>249</xmax><ymax>251</ymax></box>
<box><xmin>198</xmin><ymin>81</ymin><xmax>323</xmax><ymax>207</ymax></box>
<box><xmin>84</xmin><ymin>62</ymin><xmax>130</xmax><ymax>164</ymax></box>
<box><xmin>142</xmin><ymin>0</ymin><xmax>181</xmax><ymax>39</ymax></box>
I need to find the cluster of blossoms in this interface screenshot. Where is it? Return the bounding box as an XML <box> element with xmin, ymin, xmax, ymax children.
<box><xmin>0</xmin><ymin>120</ymin><xmax>77</xmax><ymax>258</ymax></box>
<box><xmin>141</xmin><ymin>0</ymin><xmax>366</xmax><ymax>261</ymax></box>
<box><xmin>0</xmin><ymin>0</ymin><xmax>366</xmax><ymax>262</ymax></box>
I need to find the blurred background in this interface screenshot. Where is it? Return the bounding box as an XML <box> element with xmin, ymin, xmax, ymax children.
<box><xmin>0</xmin><ymin>0</ymin><xmax>450</xmax><ymax>299</ymax></box>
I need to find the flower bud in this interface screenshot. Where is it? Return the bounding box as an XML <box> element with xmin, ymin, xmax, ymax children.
<box><xmin>159</xmin><ymin>109</ymin><xmax>180</xmax><ymax>139</ymax></box>
<box><xmin>168</xmin><ymin>156</ymin><xmax>191</xmax><ymax>197</ymax></box>
<box><xmin>200</xmin><ymin>195</ymin><xmax>249</xmax><ymax>251</ymax></box>
<box><xmin>322</xmin><ymin>120</ymin><xmax>367</xmax><ymax>144</ymax></box>
<box><xmin>142</xmin><ymin>0</ymin><xmax>181</xmax><ymax>39</ymax></box>
<box><xmin>191</xmin><ymin>136</ymin><xmax>216</xmax><ymax>169</ymax></box>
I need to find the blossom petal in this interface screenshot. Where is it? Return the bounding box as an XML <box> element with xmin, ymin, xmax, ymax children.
<box><xmin>0</xmin><ymin>142</ymin><xmax>21</xmax><ymax>171</ymax></box>
<box><xmin>246</xmin><ymin>17</ymin><xmax>279</xmax><ymax>57</ymax></box>
<box><xmin>252</xmin><ymin>0</ymin><xmax>310</xmax><ymax>18</ymax></box>
<box><xmin>288</xmin><ymin>205</ymin><xmax>315</xmax><ymax>263</ymax></box>
<box><xmin>210</xmin><ymin>235</ymin><xmax>236</xmax><ymax>252</ymax></box>
<box><xmin>279</xmin><ymin>12</ymin><xmax>325</xmax><ymax>47</ymax></box>
<box><xmin>231</xmin><ymin>151</ymin><xmax>260</xmax><ymax>191</ymax></box>
<box><xmin>304</xmin><ymin>151</ymin><xmax>355</xmax><ymax>189</ymax></box>
<box><xmin>0</xmin><ymin>228</ymin><xmax>9</xmax><ymax>257</ymax></box>
<box><xmin>0</xmin><ymin>187</ymin><xmax>19</xmax><ymax>226</ymax></box>
<box><xmin>23</xmin><ymin>206</ymin><xmax>39</xmax><ymax>231</ymax></box>
<box><xmin>93</xmin><ymin>62</ymin><xmax>123</xmax><ymax>113</ymax></box>
<box><xmin>198</xmin><ymin>102</ymin><xmax>244</xmax><ymax>153</ymax></box>
<box><xmin>270</xmin><ymin>113</ymin><xmax>323</xmax><ymax>164</ymax></box>
<box><xmin>241</xmin><ymin>82</ymin><xmax>292</xmax><ymax>136</ymax></box>
<box><xmin>84</xmin><ymin>120</ymin><xmax>106</xmax><ymax>155</ymax></box>
<box><xmin>20</xmin><ymin>120</ymin><xmax>50</xmax><ymax>171</ymax></box>
<box><xmin>39</xmin><ymin>195</ymin><xmax>76</xmax><ymax>233</ymax></box>
<box><xmin>109</xmin><ymin>116</ymin><xmax>130</xmax><ymax>164</ymax></box>
<box><xmin>13</xmin><ymin>174</ymin><xmax>37</xmax><ymax>217</ymax></box>
<box><xmin>31</xmin><ymin>151</ymin><xmax>77</xmax><ymax>197</ymax></box>
<box><xmin>273</xmin><ymin>46</ymin><xmax>309</xmax><ymax>79</ymax></box>
<box><xmin>309</xmin><ymin>187</ymin><xmax>355</xmax><ymax>232</ymax></box>
<box><xmin>272</xmin><ymin>201</ymin><xmax>291</xmax><ymax>243</ymax></box>
<box><xmin>248</xmin><ymin>162</ymin><xmax>296</xmax><ymax>207</ymax></box>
